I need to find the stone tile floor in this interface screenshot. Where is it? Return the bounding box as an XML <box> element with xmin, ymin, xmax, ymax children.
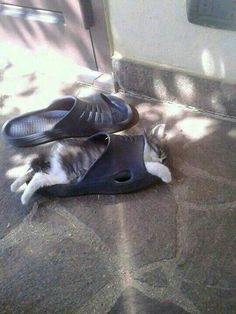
<box><xmin>0</xmin><ymin>57</ymin><xmax>235</xmax><ymax>314</ymax></box>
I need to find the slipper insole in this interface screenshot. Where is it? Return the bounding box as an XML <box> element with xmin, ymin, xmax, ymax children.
<box><xmin>8</xmin><ymin>110</ymin><xmax>68</xmax><ymax>137</ymax></box>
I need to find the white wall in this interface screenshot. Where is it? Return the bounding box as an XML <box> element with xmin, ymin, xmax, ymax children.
<box><xmin>105</xmin><ymin>0</ymin><xmax>236</xmax><ymax>83</ymax></box>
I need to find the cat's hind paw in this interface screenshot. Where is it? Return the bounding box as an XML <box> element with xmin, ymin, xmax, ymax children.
<box><xmin>21</xmin><ymin>193</ymin><xmax>31</xmax><ymax>205</ymax></box>
<box><xmin>11</xmin><ymin>180</ymin><xmax>21</xmax><ymax>192</ymax></box>
<box><xmin>11</xmin><ymin>182</ymin><xmax>17</xmax><ymax>192</ymax></box>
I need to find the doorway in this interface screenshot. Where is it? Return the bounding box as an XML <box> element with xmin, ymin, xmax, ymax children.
<box><xmin>0</xmin><ymin>0</ymin><xmax>111</xmax><ymax>73</ymax></box>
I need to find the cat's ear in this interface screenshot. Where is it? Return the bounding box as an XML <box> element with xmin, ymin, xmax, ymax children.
<box><xmin>151</xmin><ymin>124</ymin><xmax>166</xmax><ymax>140</ymax></box>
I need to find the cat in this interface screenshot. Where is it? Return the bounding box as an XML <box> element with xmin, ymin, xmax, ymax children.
<box><xmin>11</xmin><ymin>124</ymin><xmax>172</xmax><ymax>205</ymax></box>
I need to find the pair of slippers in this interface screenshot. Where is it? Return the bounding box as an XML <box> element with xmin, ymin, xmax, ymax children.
<box><xmin>2</xmin><ymin>94</ymin><xmax>159</xmax><ymax>196</ymax></box>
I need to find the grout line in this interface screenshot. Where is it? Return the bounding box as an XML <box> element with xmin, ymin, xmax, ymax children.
<box><xmin>92</xmin><ymin>73</ymin><xmax>103</xmax><ymax>84</ymax></box>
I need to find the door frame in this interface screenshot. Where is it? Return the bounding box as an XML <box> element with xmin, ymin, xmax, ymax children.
<box><xmin>83</xmin><ymin>0</ymin><xmax>112</xmax><ymax>74</ymax></box>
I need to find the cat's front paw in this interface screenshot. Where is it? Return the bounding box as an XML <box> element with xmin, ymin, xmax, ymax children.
<box><xmin>160</xmin><ymin>167</ymin><xmax>172</xmax><ymax>183</ymax></box>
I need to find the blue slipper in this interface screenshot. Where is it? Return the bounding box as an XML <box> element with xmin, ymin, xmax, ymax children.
<box><xmin>2</xmin><ymin>94</ymin><xmax>139</xmax><ymax>147</ymax></box>
<box><xmin>38</xmin><ymin>132</ymin><xmax>159</xmax><ymax>197</ymax></box>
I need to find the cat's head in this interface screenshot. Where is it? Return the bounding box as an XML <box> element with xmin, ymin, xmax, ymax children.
<box><xmin>144</xmin><ymin>124</ymin><xmax>167</xmax><ymax>163</ymax></box>
<box><xmin>30</xmin><ymin>153</ymin><xmax>50</xmax><ymax>173</ymax></box>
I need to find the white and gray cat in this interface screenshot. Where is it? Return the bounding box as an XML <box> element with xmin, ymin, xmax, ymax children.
<box><xmin>11</xmin><ymin>124</ymin><xmax>172</xmax><ymax>205</ymax></box>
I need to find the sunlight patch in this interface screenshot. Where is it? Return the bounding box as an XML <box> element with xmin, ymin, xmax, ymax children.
<box><xmin>174</xmin><ymin>74</ymin><xmax>195</xmax><ymax>101</ymax></box>
<box><xmin>201</xmin><ymin>49</ymin><xmax>215</xmax><ymax>77</ymax></box>
<box><xmin>10</xmin><ymin>153</ymin><xmax>37</xmax><ymax>165</ymax></box>
<box><xmin>228</xmin><ymin>128</ymin><xmax>236</xmax><ymax>139</ymax></box>
<box><xmin>77</xmin><ymin>86</ymin><xmax>99</xmax><ymax>100</ymax></box>
<box><xmin>162</xmin><ymin>101</ymin><xmax>185</xmax><ymax>118</ymax></box>
<box><xmin>154</xmin><ymin>78</ymin><xmax>167</xmax><ymax>99</ymax></box>
<box><xmin>175</xmin><ymin>117</ymin><xmax>216</xmax><ymax>140</ymax></box>
<box><xmin>6</xmin><ymin>164</ymin><xmax>28</xmax><ymax>179</ymax></box>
